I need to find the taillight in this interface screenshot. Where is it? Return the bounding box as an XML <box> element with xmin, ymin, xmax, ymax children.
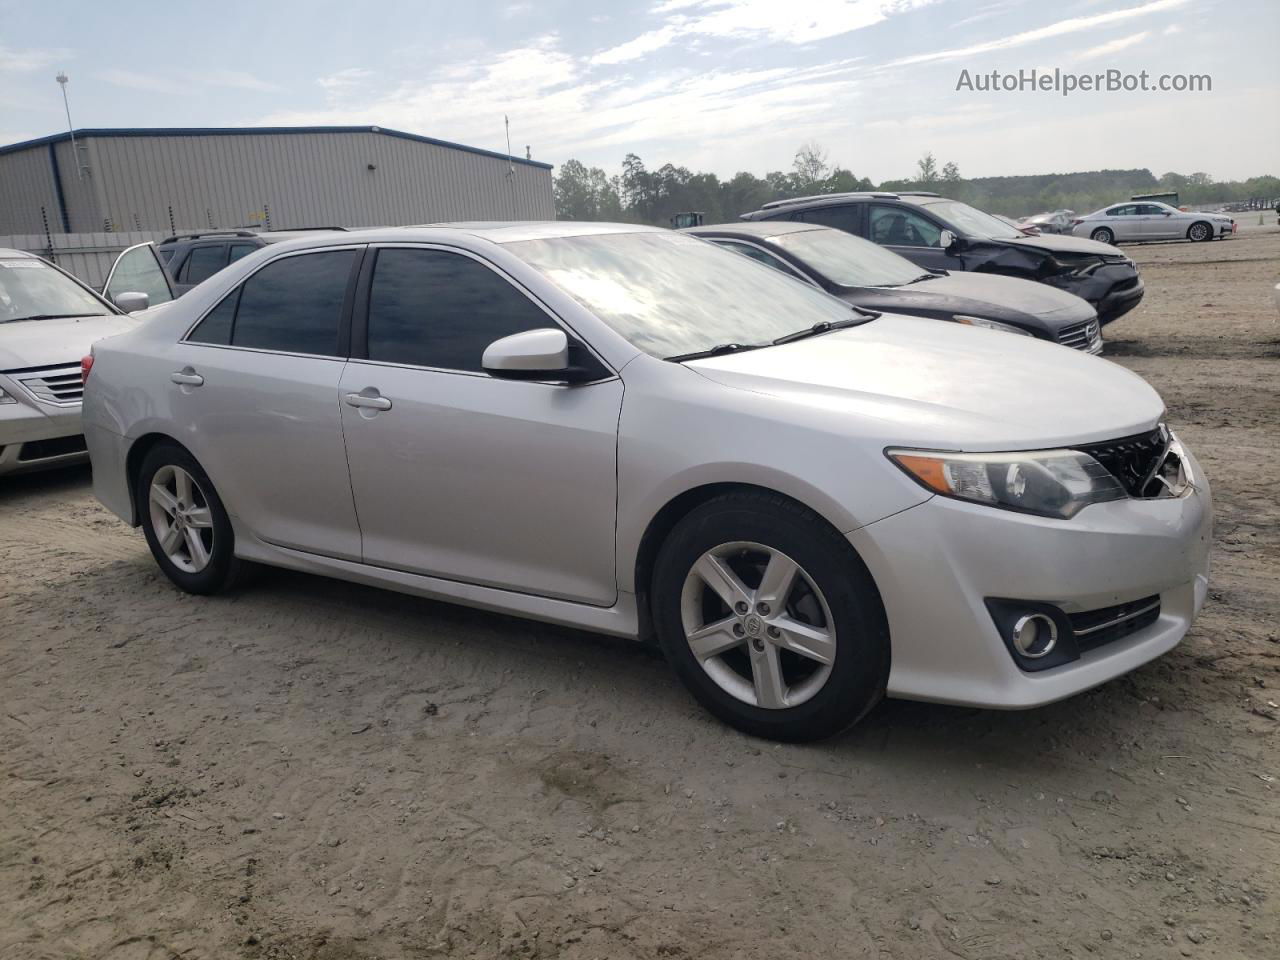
<box><xmin>1070</xmin><ymin>218</ymin><xmax>1084</xmax><ymax>225</ymax></box>
<box><xmin>81</xmin><ymin>354</ymin><xmax>94</xmax><ymax>382</ymax></box>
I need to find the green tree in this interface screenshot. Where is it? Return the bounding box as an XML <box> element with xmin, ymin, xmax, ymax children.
<box><xmin>792</xmin><ymin>141</ymin><xmax>831</xmax><ymax>190</ymax></box>
<box><xmin>942</xmin><ymin>161</ymin><xmax>961</xmax><ymax>183</ymax></box>
<box><xmin>916</xmin><ymin>152</ymin><xmax>939</xmax><ymax>184</ymax></box>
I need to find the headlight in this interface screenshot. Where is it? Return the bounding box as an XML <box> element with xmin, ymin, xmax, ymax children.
<box><xmin>0</xmin><ymin>385</ymin><xmax>16</xmax><ymax>405</ymax></box>
<box><xmin>953</xmin><ymin>315</ymin><xmax>1034</xmax><ymax>336</ymax></box>
<box><xmin>887</xmin><ymin>448</ymin><xmax>1126</xmax><ymax>519</ymax></box>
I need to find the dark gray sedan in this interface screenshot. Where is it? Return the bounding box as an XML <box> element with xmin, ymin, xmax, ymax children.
<box><xmin>686</xmin><ymin>222</ymin><xmax>1102</xmax><ymax>353</ymax></box>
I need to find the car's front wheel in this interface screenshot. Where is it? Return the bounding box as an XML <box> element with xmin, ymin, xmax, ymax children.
<box><xmin>1090</xmin><ymin>226</ymin><xmax>1115</xmax><ymax>244</ymax></box>
<box><xmin>652</xmin><ymin>491</ymin><xmax>889</xmax><ymax>741</ymax></box>
<box><xmin>137</xmin><ymin>442</ymin><xmax>242</xmax><ymax>595</ymax></box>
<box><xmin>1187</xmin><ymin>221</ymin><xmax>1212</xmax><ymax>242</ymax></box>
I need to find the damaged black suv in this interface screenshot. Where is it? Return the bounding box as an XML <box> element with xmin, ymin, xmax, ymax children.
<box><xmin>740</xmin><ymin>192</ymin><xmax>1144</xmax><ymax>324</ymax></box>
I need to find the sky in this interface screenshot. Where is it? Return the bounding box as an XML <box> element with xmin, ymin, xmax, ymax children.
<box><xmin>1</xmin><ymin>0</ymin><xmax>1276</xmax><ymax>184</ymax></box>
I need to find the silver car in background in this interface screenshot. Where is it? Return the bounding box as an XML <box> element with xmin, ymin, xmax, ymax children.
<box><xmin>0</xmin><ymin>247</ymin><xmax>154</xmax><ymax>476</ymax></box>
<box><xmin>1071</xmin><ymin>202</ymin><xmax>1235</xmax><ymax>244</ymax></box>
<box><xmin>81</xmin><ymin>223</ymin><xmax>1210</xmax><ymax>741</ymax></box>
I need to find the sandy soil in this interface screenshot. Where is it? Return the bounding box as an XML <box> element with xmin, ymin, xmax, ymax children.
<box><xmin>2</xmin><ymin>230</ymin><xmax>1278</xmax><ymax>960</ymax></box>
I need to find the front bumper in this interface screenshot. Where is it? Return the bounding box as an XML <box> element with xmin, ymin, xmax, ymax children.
<box><xmin>1048</xmin><ymin>265</ymin><xmax>1144</xmax><ymax>325</ymax></box>
<box><xmin>0</xmin><ymin>398</ymin><xmax>86</xmax><ymax>477</ymax></box>
<box><xmin>849</xmin><ymin>448</ymin><xmax>1211</xmax><ymax>709</ymax></box>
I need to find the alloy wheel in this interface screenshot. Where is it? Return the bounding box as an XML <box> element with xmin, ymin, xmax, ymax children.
<box><xmin>1189</xmin><ymin>223</ymin><xmax>1209</xmax><ymax>241</ymax></box>
<box><xmin>680</xmin><ymin>541</ymin><xmax>836</xmax><ymax>709</ymax></box>
<box><xmin>149</xmin><ymin>464</ymin><xmax>215</xmax><ymax>573</ymax></box>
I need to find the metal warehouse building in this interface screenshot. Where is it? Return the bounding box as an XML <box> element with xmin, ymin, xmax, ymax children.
<box><xmin>0</xmin><ymin>125</ymin><xmax>555</xmax><ymax>237</ymax></box>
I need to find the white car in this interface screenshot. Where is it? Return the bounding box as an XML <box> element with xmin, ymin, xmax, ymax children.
<box><xmin>1071</xmin><ymin>202</ymin><xmax>1235</xmax><ymax>244</ymax></box>
<box><xmin>81</xmin><ymin>224</ymin><xmax>1212</xmax><ymax>741</ymax></box>
<box><xmin>0</xmin><ymin>247</ymin><xmax>158</xmax><ymax>476</ymax></box>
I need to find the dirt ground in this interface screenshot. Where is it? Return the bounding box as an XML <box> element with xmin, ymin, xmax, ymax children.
<box><xmin>2</xmin><ymin>228</ymin><xmax>1278</xmax><ymax>960</ymax></box>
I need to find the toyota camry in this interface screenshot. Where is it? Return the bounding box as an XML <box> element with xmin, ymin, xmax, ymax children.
<box><xmin>81</xmin><ymin>223</ymin><xmax>1211</xmax><ymax>741</ymax></box>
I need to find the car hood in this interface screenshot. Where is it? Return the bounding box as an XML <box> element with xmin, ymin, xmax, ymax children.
<box><xmin>997</xmin><ymin>233</ymin><xmax>1123</xmax><ymax>257</ymax></box>
<box><xmin>0</xmin><ymin>313</ymin><xmax>136</xmax><ymax>370</ymax></box>
<box><xmin>686</xmin><ymin>313</ymin><xmax>1162</xmax><ymax>451</ymax></box>
<box><xmin>847</xmin><ymin>272</ymin><xmax>1094</xmax><ymax>331</ymax></box>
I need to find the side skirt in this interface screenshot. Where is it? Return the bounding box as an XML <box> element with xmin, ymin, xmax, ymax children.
<box><xmin>232</xmin><ymin>527</ymin><xmax>641</xmax><ymax>640</ymax></box>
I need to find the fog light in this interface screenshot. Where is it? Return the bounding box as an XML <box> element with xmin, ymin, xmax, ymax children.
<box><xmin>1011</xmin><ymin>613</ymin><xmax>1058</xmax><ymax>658</ymax></box>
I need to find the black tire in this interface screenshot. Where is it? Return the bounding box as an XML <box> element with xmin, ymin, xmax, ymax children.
<box><xmin>1090</xmin><ymin>227</ymin><xmax>1115</xmax><ymax>245</ymax></box>
<box><xmin>1187</xmin><ymin>221</ymin><xmax>1212</xmax><ymax>242</ymax></box>
<box><xmin>136</xmin><ymin>442</ymin><xmax>242</xmax><ymax>595</ymax></box>
<box><xmin>652</xmin><ymin>491</ymin><xmax>889</xmax><ymax>742</ymax></box>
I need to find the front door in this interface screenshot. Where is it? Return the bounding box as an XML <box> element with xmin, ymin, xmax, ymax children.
<box><xmin>866</xmin><ymin>204</ymin><xmax>963</xmax><ymax>270</ymax></box>
<box><xmin>339</xmin><ymin>246</ymin><xmax>622</xmax><ymax>606</ymax></box>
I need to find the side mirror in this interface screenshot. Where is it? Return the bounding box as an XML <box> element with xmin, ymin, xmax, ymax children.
<box><xmin>938</xmin><ymin>229</ymin><xmax>957</xmax><ymax>251</ymax></box>
<box><xmin>482</xmin><ymin>328</ymin><xmax>593</xmax><ymax>383</ymax></box>
<box><xmin>112</xmin><ymin>291</ymin><xmax>150</xmax><ymax>313</ymax></box>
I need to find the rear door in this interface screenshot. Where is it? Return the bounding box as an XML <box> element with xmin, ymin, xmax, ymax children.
<box><xmin>174</xmin><ymin>243</ymin><xmax>230</xmax><ymax>295</ymax></box>
<box><xmin>338</xmin><ymin>244</ymin><xmax>622</xmax><ymax>605</ymax></box>
<box><xmin>172</xmin><ymin>246</ymin><xmax>366</xmax><ymax>560</ymax></box>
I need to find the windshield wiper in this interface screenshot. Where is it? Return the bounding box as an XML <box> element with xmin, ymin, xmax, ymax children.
<box><xmin>907</xmin><ymin>272</ymin><xmax>941</xmax><ymax>283</ymax></box>
<box><xmin>665</xmin><ymin>342</ymin><xmax>767</xmax><ymax>363</ymax></box>
<box><xmin>771</xmin><ymin>312</ymin><xmax>878</xmax><ymax>346</ymax></box>
<box><xmin>1</xmin><ymin>312</ymin><xmax>101</xmax><ymax>324</ymax></box>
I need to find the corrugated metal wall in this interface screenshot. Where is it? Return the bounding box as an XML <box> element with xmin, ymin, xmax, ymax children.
<box><xmin>0</xmin><ymin>130</ymin><xmax>554</xmax><ymax>235</ymax></box>
<box><xmin>0</xmin><ymin>231</ymin><xmax>172</xmax><ymax>290</ymax></box>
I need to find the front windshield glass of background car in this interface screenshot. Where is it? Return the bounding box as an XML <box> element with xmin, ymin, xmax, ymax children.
<box><xmin>0</xmin><ymin>258</ymin><xmax>108</xmax><ymax>323</ymax></box>
<box><xmin>770</xmin><ymin>229</ymin><xmax>926</xmax><ymax>287</ymax></box>
<box><xmin>923</xmin><ymin>200</ymin><xmax>1024</xmax><ymax>239</ymax></box>
<box><xmin>506</xmin><ymin>232</ymin><xmax>861</xmax><ymax>358</ymax></box>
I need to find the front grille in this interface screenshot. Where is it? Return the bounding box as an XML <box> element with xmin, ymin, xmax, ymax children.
<box><xmin>1076</xmin><ymin>427</ymin><xmax>1168</xmax><ymax>497</ymax></box>
<box><xmin>1111</xmin><ymin>276</ymin><xmax>1140</xmax><ymax>292</ymax></box>
<box><xmin>11</xmin><ymin>363</ymin><xmax>84</xmax><ymax>405</ymax></box>
<box><xmin>1069</xmin><ymin>595</ymin><xmax>1161</xmax><ymax>652</ymax></box>
<box><xmin>17</xmin><ymin>434</ymin><xmax>87</xmax><ymax>462</ymax></box>
<box><xmin>1058</xmin><ymin>317</ymin><xmax>1101</xmax><ymax>352</ymax></box>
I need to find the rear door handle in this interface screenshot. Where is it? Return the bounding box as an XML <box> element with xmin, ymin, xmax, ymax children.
<box><xmin>344</xmin><ymin>391</ymin><xmax>392</xmax><ymax>411</ymax></box>
<box><xmin>170</xmin><ymin>368</ymin><xmax>204</xmax><ymax>386</ymax></box>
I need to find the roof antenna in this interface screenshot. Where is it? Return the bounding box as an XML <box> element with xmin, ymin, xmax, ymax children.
<box><xmin>504</xmin><ymin>115</ymin><xmax>517</xmax><ymax>219</ymax></box>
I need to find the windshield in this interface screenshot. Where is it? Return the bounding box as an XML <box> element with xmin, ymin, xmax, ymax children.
<box><xmin>505</xmin><ymin>231</ymin><xmax>861</xmax><ymax>358</ymax></box>
<box><xmin>0</xmin><ymin>257</ymin><xmax>110</xmax><ymax>323</ymax></box>
<box><xmin>768</xmin><ymin>228</ymin><xmax>929</xmax><ymax>287</ymax></box>
<box><xmin>921</xmin><ymin>200</ymin><xmax>1024</xmax><ymax>240</ymax></box>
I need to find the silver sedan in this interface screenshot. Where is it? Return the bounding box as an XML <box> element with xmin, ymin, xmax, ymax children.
<box><xmin>80</xmin><ymin>223</ymin><xmax>1210</xmax><ymax>741</ymax></box>
<box><xmin>1071</xmin><ymin>202</ymin><xmax>1235</xmax><ymax>244</ymax></box>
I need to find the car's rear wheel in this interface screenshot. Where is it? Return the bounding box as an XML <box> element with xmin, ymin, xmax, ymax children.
<box><xmin>652</xmin><ymin>491</ymin><xmax>889</xmax><ymax>741</ymax></box>
<box><xmin>137</xmin><ymin>442</ymin><xmax>242</xmax><ymax>595</ymax></box>
<box><xmin>1090</xmin><ymin>226</ymin><xmax>1115</xmax><ymax>244</ymax></box>
<box><xmin>1187</xmin><ymin>221</ymin><xmax>1212</xmax><ymax>242</ymax></box>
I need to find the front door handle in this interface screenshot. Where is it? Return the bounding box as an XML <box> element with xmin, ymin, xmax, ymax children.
<box><xmin>344</xmin><ymin>391</ymin><xmax>392</xmax><ymax>411</ymax></box>
<box><xmin>170</xmin><ymin>368</ymin><xmax>204</xmax><ymax>386</ymax></box>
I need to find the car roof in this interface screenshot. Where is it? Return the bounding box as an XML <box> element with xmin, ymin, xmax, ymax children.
<box><xmin>0</xmin><ymin>248</ymin><xmax>39</xmax><ymax>259</ymax></box>
<box><xmin>220</xmin><ymin>221</ymin><xmax>669</xmax><ymax>258</ymax></box>
<box><xmin>741</xmin><ymin>192</ymin><xmax>951</xmax><ymax>219</ymax></box>
<box><xmin>684</xmin><ymin>221</ymin><xmax>824</xmax><ymax>240</ymax></box>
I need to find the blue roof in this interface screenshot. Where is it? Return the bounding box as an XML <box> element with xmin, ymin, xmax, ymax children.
<box><xmin>0</xmin><ymin>124</ymin><xmax>554</xmax><ymax>170</ymax></box>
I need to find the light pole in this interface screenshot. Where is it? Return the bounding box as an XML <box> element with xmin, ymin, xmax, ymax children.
<box><xmin>55</xmin><ymin>72</ymin><xmax>83</xmax><ymax>181</ymax></box>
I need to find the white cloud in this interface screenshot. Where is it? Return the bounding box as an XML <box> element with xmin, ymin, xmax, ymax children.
<box><xmin>318</xmin><ymin>67</ymin><xmax>374</xmax><ymax>94</ymax></box>
<box><xmin>592</xmin><ymin>0</ymin><xmax>942</xmax><ymax>64</ymax></box>
<box><xmin>1164</xmin><ymin>23</ymin><xmax>1182</xmax><ymax>35</ymax></box>
<box><xmin>0</xmin><ymin>42</ymin><xmax>70</xmax><ymax>72</ymax></box>
<box><xmin>1074</xmin><ymin>30</ymin><xmax>1150</xmax><ymax>61</ymax></box>
<box><xmin>100</xmin><ymin>68</ymin><xmax>168</xmax><ymax>92</ymax></box>
<box><xmin>885</xmin><ymin>0</ymin><xmax>1190</xmax><ymax>66</ymax></box>
<box><xmin>102</xmin><ymin>66</ymin><xmax>276</xmax><ymax>94</ymax></box>
<box><xmin>260</xmin><ymin>34</ymin><xmax>869</xmax><ymax>166</ymax></box>
<box><xmin>204</xmin><ymin>69</ymin><xmax>279</xmax><ymax>92</ymax></box>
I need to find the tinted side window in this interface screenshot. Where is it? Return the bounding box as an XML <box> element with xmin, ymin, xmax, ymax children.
<box><xmin>797</xmin><ymin>205</ymin><xmax>861</xmax><ymax>234</ymax></box>
<box><xmin>232</xmin><ymin>250</ymin><xmax>356</xmax><ymax>356</ymax></box>
<box><xmin>868</xmin><ymin>205</ymin><xmax>942</xmax><ymax>247</ymax></box>
<box><xmin>367</xmin><ymin>249</ymin><xmax>552</xmax><ymax>372</ymax></box>
<box><xmin>181</xmin><ymin>245</ymin><xmax>229</xmax><ymax>284</ymax></box>
<box><xmin>187</xmin><ymin>291</ymin><xmax>238</xmax><ymax>345</ymax></box>
<box><xmin>712</xmin><ymin>240</ymin><xmax>800</xmax><ymax>276</ymax></box>
<box><xmin>228</xmin><ymin>243</ymin><xmax>258</xmax><ymax>263</ymax></box>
